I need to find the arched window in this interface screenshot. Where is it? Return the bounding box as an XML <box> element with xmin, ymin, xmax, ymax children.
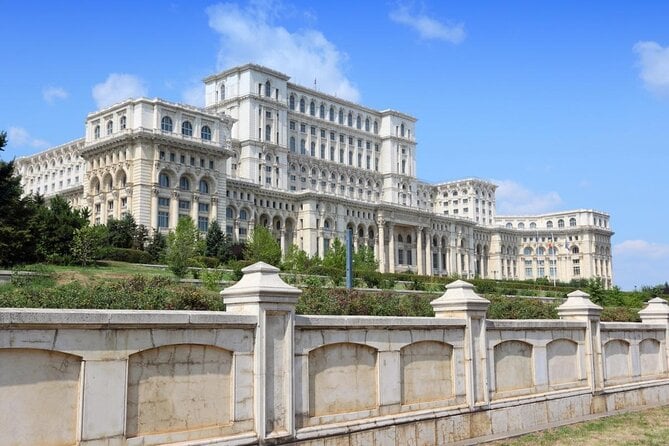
<box><xmin>94</xmin><ymin>125</ymin><xmax>100</xmax><ymax>139</ymax></box>
<box><xmin>569</xmin><ymin>218</ymin><xmax>577</xmax><ymax>227</ymax></box>
<box><xmin>338</xmin><ymin>109</ymin><xmax>344</xmax><ymax>124</ymax></box>
<box><xmin>407</xmin><ymin>235</ymin><xmax>412</xmax><ymax>244</ymax></box>
<box><xmin>300</xmin><ymin>139</ymin><xmax>306</xmax><ymax>155</ymax></box>
<box><xmin>239</xmin><ymin>209</ymin><xmax>248</xmax><ymax>220</ymax></box>
<box><xmin>356</xmin><ymin>115</ymin><xmax>361</xmax><ymax>129</ymax></box>
<box><xmin>220</xmin><ymin>84</ymin><xmax>225</xmax><ymax>100</ymax></box>
<box><xmin>199</xmin><ymin>179</ymin><xmax>209</xmax><ymax>194</ymax></box>
<box><xmin>546</xmin><ymin>220</ymin><xmax>553</xmax><ymax>228</ymax></box>
<box><xmin>226</xmin><ymin>207</ymin><xmax>234</xmax><ymax>219</ymax></box>
<box><xmin>201</xmin><ymin>125</ymin><xmax>211</xmax><ymax>141</ymax></box>
<box><xmin>120</xmin><ymin>116</ymin><xmax>127</xmax><ymax>130</ymax></box>
<box><xmin>518</xmin><ymin>222</ymin><xmax>525</xmax><ymax>229</ymax></box>
<box><xmin>347</xmin><ymin>112</ymin><xmax>352</xmax><ymax>127</ymax></box>
<box><xmin>397</xmin><ymin>235</ymin><xmax>403</xmax><ymax>243</ymax></box>
<box><xmin>373</xmin><ymin>120</ymin><xmax>378</xmax><ymax>134</ymax></box>
<box><xmin>529</xmin><ymin>222</ymin><xmax>537</xmax><ymax>229</ymax></box>
<box><xmin>523</xmin><ymin>247</ymin><xmax>533</xmax><ymax>256</ymax></box>
<box><xmin>289</xmin><ymin>95</ymin><xmax>295</xmax><ymax>110</ymax></box>
<box><xmin>571</xmin><ymin>246</ymin><xmax>580</xmax><ymax>254</ymax></box>
<box><xmin>310</xmin><ymin>142</ymin><xmax>316</xmax><ymax>157</ymax></box>
<box><xmin>319</xmin><ymin>104</ymin><xmax>325</xmax><ymax>119</ymax></box>
<box><xmin>548</xmin><ymin>247</ymin><xmax>556</xmax><ymax>256</ymax></box>
<box><xmin>106</xmin><ymin>120</ymin><xmax>113</xmax><ymax>135</ymax></box>
<box><xmin>264</xmin><ymin>81</ymin><xmax>271</xmax><ymax>97</ymax></box>
<box><xmin>179</xmin><ymin>177</ymin><xmax>190</xmax><ymax>190</ymax></box>
<box><xmin>537</xmin><ymin>247</ymin><xmax>545</xmax><ymax>256</ymax></box>
<box><xmin>159</xmin><ymin>173</ymin><xmax>170</xmax><ymax>188</ymax></box>
<box><xmin>182</xmin><ymin>121</ymin><xmax>193</xmax><ymax>136</ymax></box>
<box><xmin>161</xmin><ymin>116</ymin><xmax>173</xmax><ymax>132</ymax></box>
<box><xmin>299</xmin><ymin>98</ymin><xmax>305</xmax><ymax>113</ymax></box>
<box><xmin>365</xmin><ymin>118</ymin><xmax>370</xmax><ymax>131</ymax></box>
<box><xmin>265</xmin><ymin>125</ymin><xmax>271</xmax><ymax>141</ymax></box>
<box><xmin>558</xmin><ymin>219</ymin><xmax>565</xmax><ymax>228</ymax></box>
<box><xmin>289</xmin><ymin>136</ymin><xmax>296</xmax><ymax>152</ymax></box>
<box><xmin>309</xmin><ymin>101</ymin><xmax>315</xmax><ymax>116</ymax></box>
<box><xmin>505</xmin><ymin>222</ymin><xmax>513</xmax><ymax>229</ymax></box>
<box><xmin>329</xmin><ymin>107</ymin><xmax>334</xmax><ymax>121</ymax></box>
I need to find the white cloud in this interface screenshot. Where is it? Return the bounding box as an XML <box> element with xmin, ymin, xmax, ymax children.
<box><xmin>7</xmin><ymin>126</ymin><xmax>49</xmax><ymax>149</ymax></box>
<box><xmin>389</xmin><ymin>3</ymin><xmax>465</xmax><ymax>44</ymax></box>
<box><xmin>613</xmin><ymin>240</ymin><xmax>669</xmax><ymax>290</ymax></box>
<box><xmin>42</xmin><ymin>86</ymin><xmax>68</xmax><ymax>104</ymax></box>
<box><xmin>92</xmin><ymin>74</ymin><xmax>148</xmax><ymax>109</ymax></box>
<box><xmin>633</xmin><ymin>41</ymin><xmax>669</xmax><ymax>97</ymax></box>
<box><xmin>206</xmin><ymin>1</ymin><xmax>360</xmax><ymax>102</ymax></box>
<box><xmin>493</xmin><ymin>179</ymin><xmax>563</xmax><ymax>215</ymax></box>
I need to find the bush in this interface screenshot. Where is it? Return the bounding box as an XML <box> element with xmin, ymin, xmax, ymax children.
<box><xmin>101</xmin><ymin>248</ymin><xmax>153</xmax><ymax>264</ymax></box>
<box><xmin>601</xmin><ymin>306</ymin><xmax>640</xmax><ymax>322</ymax></box>
<box><xmin>190</xmin><ymin>256</ymin><xmax>220</xmax><ymax>269</ymax></box>
<box><xmin>487</xmin><ymin>295</ymin><xmax>558</xmax><ymax>319</ymax></box>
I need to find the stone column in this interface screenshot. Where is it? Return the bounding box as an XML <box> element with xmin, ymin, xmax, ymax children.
<box><xmin>639</xmin><ymin>297</ymin><xmax>669</xmax><ymax>374</ymax></box>
<box><xmin>280</xmin><ymin>230</ymin><xmax>286</xmax><ymax>258</ymax></box>
<box><xmin>211</xmin><ymin>197</ymin><xmax>218</xmax><ymax>224</ymax></box>
<box><xmin>170</xmin><ymin>191</ymin><xmax>179</xmax><ymax>230</ymax></box>
<box><xmin>234</xmin><ymin>219</ymin><xmax>240</xmax><ymax>242</ymax></box>
<box><xmin>150</xmin><ymin>187</ymin><xmax>158</xmax><ymax>230</ymax></box>
<box><xmin>377</xmin><ymin>220</ymin><xmax>386</xmax><ymax>273</ymax></box>
<box><xmin>388</xmin><ymin>223</ymin><xmax>396</xmax><ymax>274</ymax></box>
<box><xmin>191</xmin><ymin>193</ymin><xmax>200</xmax><ymax>222</ymax></box>
<box><xmin>426</xmin><ymin>231</ymin><xmax>433</xmax><ymax>276</ymax></box>
<box><xmin>431</xmin><ymin>280</ymin><xmax>490</xmax><ymax>408</ymax></box>
<box><xmin>221</xmin><ymin>262</ymin><xmax>301</xmax><ymax>441</ymax></box>
<box><xmin>558</xmin><ymin>290</ymin><xmax>604</xmax><ymax>392</ymax></box>
<box><xmin>416</xmin><ymin>227</ymin><xmax>424</xmax><ymax>275</ymax></box>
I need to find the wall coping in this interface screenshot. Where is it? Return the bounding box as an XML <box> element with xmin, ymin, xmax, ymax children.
<box><xmin>600</xmin><ymin>321</ymin><xmax>666</xmax><ymax>331</ymax></box>
<box><xmin>295</xmin><ymin>315</ymin><xmax>466</xmax><ymax>328</ymax></box>
<box><xmin>0</xmin><ymin>308</ymin><xmax>257</xmax><ymax>328</ymax></box>
<box><xmin>486</xmin><ymin>319</ymin><xmax>586</xmax><ymax>329</ymax></box>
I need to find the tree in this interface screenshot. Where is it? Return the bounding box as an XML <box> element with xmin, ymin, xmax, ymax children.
<box><xmin>33</xmin><ymin>195</ymin><xmax>88</xmax><ymax>261</ymax></box>
<box><xmin>146</xmin><ymin>230</ymin><xmax>167</xmax><ymax>263</ymax></box>
<box><xmin>107</xmin><ymin>214</ymin><xmax>137</xmax><ymax>248</ymax></box>
<box><xmin>244</xmin><ymin>225</ymin><xmax>281</xmax><ymax>266</ymax></box>
<box><xmin>166</xmin><ymin>217</ymin><xmax>198</xmax><ymax>278</ymax></box>
<box><xmin>72</xmin><ymin>225</ymin><xmax>108</xmax><ymax>266</ymax></box>
<box><xmin>205</xmin><ymin>220</ymin><xmax>224</xmax><ymax>257</ymax></box>
<box><xmin>322</xmin><ymin>238</ymin><xmax>346</xmax><ymax>270</ymax></box>
<box><xmin>0</xmin><ymin>133</ymin><xmax>39</xmax><ymax>266</ymax></box>
<box><xmin>133</xmin><ymin>224</ymin><xmax>149</xmax><ymax>250</ymax></box>
<box><xmin>353</xmin><ymin>244</ymin><xmax>378</xmax><ymax>273</ymax></box>
<box><xmin>282</xmin><ymin>244</ymin><xmax>320</xmax><ymax>272</ymax></box>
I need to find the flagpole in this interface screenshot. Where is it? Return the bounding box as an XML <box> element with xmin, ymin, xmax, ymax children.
<box><xmin>551</xmin><ymin>232</ymin><xmax>556</xmax><ymax>287</ymax></box>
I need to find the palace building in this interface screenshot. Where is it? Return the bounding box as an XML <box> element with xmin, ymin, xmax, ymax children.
<box><xmin>15</xmin><ymin>64</ymin><xmax>614</xmax><ymax>286</ymax></box>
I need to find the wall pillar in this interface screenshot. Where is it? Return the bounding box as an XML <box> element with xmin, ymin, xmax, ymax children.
<box><xmin>416</xmin><ymin>227</ymin><xmax>424</xmax><ymax>275</ymax></box>
<box><xmin>377</xmin><ymin>219</ymin><xmax>386</xmax><ymax>273</ymax></box>
<box><xmin>639</xmin><ymin>297</ymin><xmax>669</xmax><ymax>374</ymax></box>
<box><xmin>221</xmin><ymin>262</ymin><xmax>301</xmax><ymax>441</ymax></box>
<box><xmin>388</xmin><ymin>223</ymin><xmax>396</xmax><ymax>273</ymax></box>
<box><xmin>558</xmin><ymin>290</ymin><xmax>604</xmax><ymax>393</ymax></box>
<box><xmin>431</xmin><ymin>280</ymin><xmax>490</xmax><ymax>408</ymax></box>
<box><xmin>426</xmin><ymin>231</ymin><xmax>433</xmax><ymax>276</ymax></box>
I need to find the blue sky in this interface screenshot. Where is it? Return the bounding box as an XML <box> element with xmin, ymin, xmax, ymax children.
<box><xmin>2</xmin><ymin>1</ymin><xmax>668</xmax><ymax>290</ymax></box>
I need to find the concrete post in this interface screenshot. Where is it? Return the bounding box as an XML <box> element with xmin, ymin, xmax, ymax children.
<box><xmin>557</xmin><ymin>290</ymin><xmax>604</xmax><ymax>392</ymax></box>
<box><xmin>639</xmin><ymin>297</ymin><xmax>669</xmax><ymax>374</ymax></box>
<box><xmin>221</xmin><ymin>262</ymin><xmax>301</xmax><ymax>442</ymax></box>
<box><xmin>431</xmin><ymin>280</ymin><xmax>490</xmax><ymax>408</ymax></box>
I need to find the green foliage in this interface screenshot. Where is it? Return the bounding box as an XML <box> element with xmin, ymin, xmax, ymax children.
<box><xmin>282</xmin><ymin>244</ymin><xmax>320</xmax><ymax>271</ymax></box>
<box><xmin>353</xmin><ymin>244</ymin><xmax>378</xmax><ymax>273</ymax></box>
<box><xmin>190</xmin><ymin>256</ymin><xmax>220</xmax><ymax>268</ymax></box>
<box><xmin>34</xmin><ymin>195</ymin><xmax>88</xmax><ymax>261</ymax></box>
<box><xmin>0</xmin><ymin>158</ymin><xmax>39</xmax><ymax>266</ymax></box>
<box><xmin>200</xmin><ymin>268</ymin><xmax>227</xmax><ymax>291</ymax></box>
<box><xmin>487</xmin><ymin>295</ymin><xmax>559</xmax><ymax>319</ymax></box>
<box><xmin>166</xmin><ymin>217</ymin><xmax>198</xmax><ymax>278</ymax></box>
<box><xmin>322</xmin><ymin>238</ymin><xmax>346</xmax><ymax>270</ymax></box>
<box><xmin>0</xmin><ymin>130</ymin><xmax>6</xmax><ymax>151</ymax></box>
<box><xmin>146</xmin><ymin>230</ymin><xmax>167</xmax><ymax>263</ymax></box>
<box><xmin>100</xmin><ymin>247</ymin><xmax>154</xmax><ymax>264</ymax></box>
<box><xmin>244</xmin><ymin>225</ymin><xmax>281</xmax><ymax>266</ymax></box>
<box><xmin>106</xmin><ymin>214</ymin><xmax>137</xmax><ymax>249</ymax></box>
<box><xmin>72</xmin><ymin>225</ymin><xmax>108</xmax><ymax>266</ymax></box>
<box><xmin>205</xmin><ymin>220</ymin><xmax>225</xmax><ymax>258</ymax></box>
<box><xmin>133</xmin><ymin>224</ymin><xmax>149</xmax><ymax>250</ymax></box>
<box><xmin>0</xmin><ymin>275</ymin><xmax>224</xmax><ymax>311</ymax></box>
<box><xmin>601</xmin><ymin>306</ymin><xmax>641</xmax><ymax>322</ymax></box>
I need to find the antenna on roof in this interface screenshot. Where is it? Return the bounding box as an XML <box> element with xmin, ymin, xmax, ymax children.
<box><xmin>314</xmin><ymin>77</ymin><xmax>317</xmax><ymax>90</ymax></box>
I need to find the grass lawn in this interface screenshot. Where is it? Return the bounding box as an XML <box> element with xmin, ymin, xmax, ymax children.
<box><xmin>45</xmin><ymin>261</ymin><xmax>176</xmax><ymax>285</ymax></box>
<box><xmin>486</xmin><ymin>406</ymin><xmax>669</xmax><ymax>445</ymax></box>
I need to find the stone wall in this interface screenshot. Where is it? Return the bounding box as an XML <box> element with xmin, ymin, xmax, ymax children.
<box><xmin>1</xmin><ymin>263</ymin><xmax>669</xmax><ymax>445</ymax></box>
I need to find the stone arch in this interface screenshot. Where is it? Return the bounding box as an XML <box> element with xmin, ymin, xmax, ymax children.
<box><xmin>115</xmin><ymin>168</ymin><xmax>128</xmax><ymax>188</ymax></box>
<box><xmin>225</xmin><ymin>205</ymin><xmax>237</xmax><ymax>220</ymax></box>
<box><xmin>494</xmin><ymin>340</ymin><xmax>533</xmax><ymax>393</ymax></box>
<box><xmin>639</xmin><ymin>338</ymin><xmax>662</xmax><ymax>376</ymax></box>
<box><xmin>157</xmin><ymin>168</ymin><xmax>177</xmax><ymax>188</ymax></box>
<box><xmin>102</xmin><ymin>172</ymin><xmax>114</xmax><ymax>192</ymax></box>
<box><xmin>308</xmin><ymin>343</ymin><xmax>377</xmax><ymax>417</ymax></box>
<box><xmin>198</xmin><ymin>174</ymin><xmax>216</xmax><ymax>194</ymax></box>
<box><xmin>0</xmin><ymin>348</ymin><xmax>82</xmax><ymax>446</ymax></box>
<box><xmin>547</xmin><ymin>339</ymin><xmax>579</xmax><ymax>386</ymax></box>
<box><xmin>258</xmin><ymin>212</ymin><xmax>271</xmax><ymax>228</ymax></box>
<box><xmin>126</xmin><ymin>344</ymin><xmax>233</xmax><ymax>438</ymax></box>
<box><xmin>400</xmin><ymin>341</ymin><xmax>453</xmax><ymax>405</ymax></box>
<box><xmin>90</xmin><ymin>175</ymin><xmax>101</xmax><ymax>194</ymax></box>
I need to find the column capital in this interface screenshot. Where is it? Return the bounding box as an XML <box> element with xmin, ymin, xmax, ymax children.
<box><xmin>639</xmin><ymin>297</ymin><xmax>669</xmax><ymax>324</ymax></box>
<box><xmin>557</xmin><ymin>290</ymin><xmax>602</xmax><ymax>320</ymax></box>
<box><xmin>431</xmin><ymin>280</ymin><xmax>490</xmax><ymax>319</ymax></box>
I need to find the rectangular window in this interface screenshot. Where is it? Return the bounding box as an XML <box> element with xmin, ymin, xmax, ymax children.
<box><xmin>311</xmin><ymin>126</ymin><xmax>316</xmax><ymax>135</ymax></box>
<box><xmin>198</xmin><ymin>203</ymin><xmax>210</xmax><ymax>213</ymax></box>
<box><xmin>300</xmin><ymin>123</ymin><xmax>306</xmax><ymax>133</ymax></box>
<box><xmin>226</xmin><ymin>225</ymin><xmax>233</xmax><ymax>235</ymax></box>
<box><xmin>158</xmin><ymin>197</ymin><xmax>169</xmax><ymax>207</ymax></box>
<box><xmin>170</xmin><ymin>152</ymin><xmax>175</xmax><ymax>162</ymax></box>
<box><xmin>209</xmin><ymin>160</ymin><xmax>214</xmax><ymax>169</ymax></box>
<box><xmin>398</xmin><ymin>249</ymin><xmax>404</xmax><ymax>265</ymax></box>
<box><xmin>179</xmin><ymin>200</ymin><xmax>190</xmax><ymax>211</ymax></box>
<box><xmin>290</xmin><ymin>121</ymin><xmax>296</xmax><ymax>130</ymax></box>
<box><xmin>180</xmin><ymin>154</ymin><xmax>185</xmax><ymax>163</ymax></box>
<box><xmin>407</xmin><ymin>250</ymin><xmax>413</xmax><ymax>266</ymax></box>
<box><xmin>200</xmin><ymin>159</ymin><xmax>205</xmax><ymax>167</ymax></box>
<box><xmin>121</xmin><ymin>197</ymin><xmax>127</xmax><ymax>208</ymax></box>
<box><xmin>190</xmin><ymin>156</ymin><xmax>195</xmax><ymax>166</ymax></box>
<box><xmin>158</xmin><ymin>211</ymin><xmax>169</xmax><ymax>228</ymax></box>
<box><xmin>320</xmin><ymin>129</ymin><xmax>326</xmax><ymax>138</ymax></box>
<box><xmin>330</xmin><ymin>132</ymin><xmax>335</xmax><ymax>141</ymax></box>
<box><xmin>198</xmin><ymin>217</ymin><xmax>209</xmax><ymax>232</ymax></box>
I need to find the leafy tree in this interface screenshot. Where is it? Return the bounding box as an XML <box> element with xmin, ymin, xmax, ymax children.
<box><xmin>166</xmin><ymin>217</ymin><xmax>198</xmax><ymax>278</ymax></box>
<box><xmin>72</xmin><ymin>225</ymin><xmax>108</xmax><ymax>266</ymax></box>
<box><xmin>353</xmin><ymin>245</ymin><xmax>378</xmax><ymax>273</ymax></box>
<box><xmin>33</xmin><ymin>195</ymin><xmax>88</xmax><ymax>261</ymax></box>
<box><xmin>282</xmin><ymin>244</ymin><xmax>320</xmax><ymax>271</ymax></box>
<box><xmin>146</xmin><ymin>230</ymin><xmax>167</xmax><ymax>263</ymax></box>
<box><xmin>322</xmin><ymin>238</ymin><xmax>346</xmax><ymax>270</ymax></box>
<box><xmin>107</xmin><ymin>214</ymin><xmax>137</xmax><ymax>248</ymax></box>
<box><xmin>244</xmin><ymin>225</ymin><xmax>281</xmax><ymax>266</ymax></box>
<box><xmin>133</xmin><ymin>224</ymin><xmax>149</xmax><ymax>250</ymax></box>
<box><xmin>205</xmin><ymin>220</ymin><xmax>225</xmax><ymax>257</ymax></box>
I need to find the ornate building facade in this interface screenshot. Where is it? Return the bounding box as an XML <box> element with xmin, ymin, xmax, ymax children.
<box><xmin>15</xmin><ymin>64</ymin><xmax>613</xmax><ymax>286</ymax></box>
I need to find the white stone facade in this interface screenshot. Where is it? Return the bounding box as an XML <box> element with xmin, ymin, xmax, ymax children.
<box><xmin>15</xmin><ymin>64</ymin><xmax>613</xmax><ymax>285</ymax></box>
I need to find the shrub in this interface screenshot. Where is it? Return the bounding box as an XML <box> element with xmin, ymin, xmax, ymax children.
<box><xmin>101</xmin><ymin>247</ymin><xmax>153</xmax><ymax>264</ymax></box>
<box><xmin>487</xmin><ymin>295</ymin><xmax>558</xmax><ymax>319</ymax></box>
<box><xmin>601</xmin><ymin>306</ymin><xmax>640</xmax><ymax>322</ymax></box>
<box><xmin>191</xmin><ymin>256</ymin><xmax>220</xmax><ymax>269</ymax></box>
